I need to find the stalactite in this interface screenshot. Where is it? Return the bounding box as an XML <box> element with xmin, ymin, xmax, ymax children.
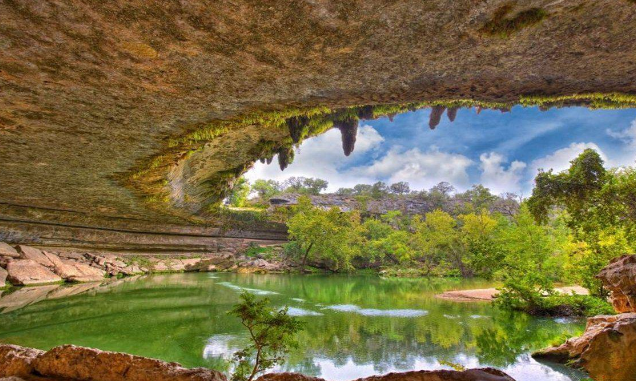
<box><xmin>447</xmin><ymin>107</ymin><xmax>458</xmax><ymax>122</ymax></box>
<box><xmin>286</xmin><ymin>115</ymin><xmax>309</xmax><ymax>144</ymax></box>
<box><xmin>277</xmin><ymin>146</ymin><xmax>295</xmax><ymax>171</ymax></box>
<box><xmin>266</xmin><ymin>156</ymin><xmax>274</xmax><ymax>165</ymax></box>
<box><xmin>388</xmin><ymin>113</ymin><xmax>397</xmax><ymax>122</ymax></box>
<box><xmin>335</xmin><ymin>118</ymin><xmax>359</xmax><ymax>156</ymax></box>
<box><xmin>429</xmin><ymin>106</ymin><xmax>446</xmax><ymax>129</ymax></box>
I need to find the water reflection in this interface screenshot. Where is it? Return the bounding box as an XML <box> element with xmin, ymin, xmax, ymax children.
<box><xmin>0</xmin><ymin>273</ymin><xmax>587</xmax><ymax>381</ymax></box>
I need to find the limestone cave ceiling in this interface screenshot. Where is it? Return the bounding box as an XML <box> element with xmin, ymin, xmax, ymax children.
<box><xmin>0</xmin><ymin>0</ymin><xmax>635</xmax><ymax>230</ymax></box>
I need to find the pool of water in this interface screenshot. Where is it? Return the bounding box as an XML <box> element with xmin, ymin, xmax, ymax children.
<box><xmin>0</xmin><ymin>273</ymin><xmax>587</xmax><ymax>380</ymax></box>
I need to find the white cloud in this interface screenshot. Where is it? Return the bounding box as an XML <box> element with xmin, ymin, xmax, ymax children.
<box><xmin>479</xmin><ymin>152</ymin><xmax>526</xmax><ymax>195</ymax></box>
<box><xmin>606</xmin><ymin>119</ymin><xmax>636</xmax><ymax>148</ymax></box>
<box><xmin>244</xmin><ymin>125</ymin><xmax>385</xmax><ymax>191</ymax></box>
<box><xmin>529</xmin><ymin>142</ymin><xmax>606</xmax><ymax>176</ymax></box>
<box><xmin>245</xmin><ymin>125</ymin><xmax>474</xmax><ymax>192</ymax></box>
<box><xmin>349</xmin><ymin>147</ymin><xmax>473</xmax><ymax>190</ymax></box>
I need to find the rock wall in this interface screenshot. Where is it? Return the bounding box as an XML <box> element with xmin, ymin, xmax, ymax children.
<box><xmin>0</xmin><ymin>345</ymin><xmax>515</xmax><ymax>381</ymax></box>
<box><xmin>0</xmin><ymin>242</ymin><xmax>292</xmax><ymax>289</ymax></box>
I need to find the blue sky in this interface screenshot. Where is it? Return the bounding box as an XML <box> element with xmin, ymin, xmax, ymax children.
<box><xmin>246</xmin><ymin>106</ymin><xmax>636</xmax><ymax>196</ymax></box>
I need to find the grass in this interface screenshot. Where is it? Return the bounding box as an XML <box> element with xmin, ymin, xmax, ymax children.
<box><xmin>480</xmin><ymin>3</ymin><xmax>548</xmax><ymax>38</ymax></box>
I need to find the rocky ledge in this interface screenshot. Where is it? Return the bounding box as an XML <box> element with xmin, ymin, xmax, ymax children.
<box><xmin>0</xmin><ymin>241</ymin><xmax>292</xmax><ymax>288</ymax></box>
<box><xmin>532</xmin><ymin>254</ymin><xmax>636</xmax><ymax>381</ymax></box>
<box><xmin>0</xmin><ymin>344</ymin><xmax>515</xmax><ymax>381</ymax></box>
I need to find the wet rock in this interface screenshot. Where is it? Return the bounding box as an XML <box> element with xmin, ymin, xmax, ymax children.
<box><xmin>15</xmin><ymin>246</ymin><xmax>53</xmax><ymax>268</ymax></box>
<box><xmin>428</xmin><ymin>106</ymin><xmax>446</xmax><ymax>129</ymax></box>
<box><xmin>533</xmin><ymin>313</ymin><xmax>636</xmax><ymax>381</ymax></box>
<box><xmin>5</xmin><ymin>260</ymin><xmax>62</xmax><ymax>286</ymax></box>
<box><xmin>0</xmin><ymin>266</ymin><xmax>7</xmax><ymax>288</ymax></box>
<box><xmin>596</xmin><ymin>254</ymin><xmax>636</xmax><ymax>313</ymax></box>
<box><xmin>0</xmin><ymin>345</ymin><xmax>44</xmax><ymax>378</ymax></box>
<box><xmin>256</xmin><ymin>369</ymin><xmax>515</xmax><ymax>381</ymax></box>
<box><xmin>0</xmin><ymin>243</ymin><xmax>20</xmax><ymax>259</ymax></box>
<box><xmin>33</xmin><ymin>345</ymin><xmax>226</xmax><ymax>381</ymax></box>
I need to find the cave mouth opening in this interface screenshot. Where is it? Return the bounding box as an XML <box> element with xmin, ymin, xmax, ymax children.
<box><xmin>241</xmin><ymin>99</ymin><xmax>636</xmax><ymax>202</ymax></box>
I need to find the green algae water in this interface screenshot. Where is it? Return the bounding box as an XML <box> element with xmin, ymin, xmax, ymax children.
<box><xmin>0</xmin><ymin>273</ymin><xmax>586</xmax><ymax>380</ymax></box>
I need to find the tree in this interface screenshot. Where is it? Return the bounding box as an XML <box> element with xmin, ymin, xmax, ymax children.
<box><xmin>228</xmin><ymin>177</ymin><xmax>251</xmax><ymax>207</ymax></box>
<box><xmin>287</xmin><ymin>196</ymin><xmax>361</xmax><ymax>272</ymax></box>
<box><xmin>370</xmin><ymin>181</ymin><xmax>390</xmax><ymax>199</ymax></box>
<box><xmin>282</xmin><ymin>177</ymin><xmax>328</xmax><ymax>195</ymax></box>
<box><xmin>229</xmin><ymin>292</ymin><xmax>304</xmax><ymax>381</ymax></box>
<box><xmin>251</xmin><ymin>179</ymin><xmax>282</xmax><ymax>200</ymax></box>
<box><xmin>389</xmin><ymin>181</ymin><xmax>411</xmax><ymax>195</ymax></box>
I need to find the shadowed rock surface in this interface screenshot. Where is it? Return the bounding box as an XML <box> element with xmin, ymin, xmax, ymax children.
<box><xmin>597</xmin><ymin>254</ymin><xmax>636</xmax><ymax>313</ymax></box>
<box><xmin>0</xmin><ymin>0</ymin><xmax>635</xmax><ymax>248</ymax></box>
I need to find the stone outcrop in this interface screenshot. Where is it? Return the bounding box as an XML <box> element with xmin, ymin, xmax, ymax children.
<box><xmin>0</xmin><ymin>345</ymin><xmax>516</xmax><ymax>381</ymax></box>
<box><xmin>0</xmin><ymin>345</ymin><xmax>225</xmax><ymax>381</ymax></box>
<box><xmin>0</xmin><ymin>241</ymin><xmax>290</xmax><ymax>289</ymax></box>
<box><xmin>0</xmin><ymin>243</ymin><xmax>20</xmax><ymax>259</ymax></box>
<box><xmin>596</xmin><ymin>254</ymin><xmax>636</xmax><ymax>313</ymax></box>
<box><xmin>533</xmin><ymin>313</ymin><xmax>636</xmax><ymax>381</ymax></box>
<box><xmin>533</xmin><ymin>256</ymin><xmax>636</xmax><ymax>381</ymax></box>
<box><xmin>0</xmin><ymin>345</ymin><xmax>44</xmax><ymax>378</ymax></box>
<box><xmin>256</xmin><ymin>369</ymin><xmax>515</xmax><ymax>381</ymax></box>
<box><xmin>5</xmin><ymin>260</ymin><xmax>62</xmax><ymax>286</ymax></box>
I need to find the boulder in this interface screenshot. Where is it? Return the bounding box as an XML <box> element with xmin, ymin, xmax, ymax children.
<box><xmin>596</xmin><ymin>254</ymin><xmax>636</xmax><ymax>313</ymax></box>
<box><xmin>0</xmin><ymin>242</ymin><xmax>20</xmax><ymax>258</ymax></box>
<box><xmin>15</xmin><ymin>246</ymin><xmax>54</xmax><ymax>268</ymax></box>
<box><xmin>5</xmin><ymin>260</ymin><xmax>62</xmax><ymax>286</ymax></box>
<box><xmin>33</xmin><ymin>345</ymin><xmax>226</xmax><ymax>381</ymax></box>
<box><xmin>41</xmin><ymin>252</ymin><xmax>105</xmax><ymax>282</ymax></box>
<box><xmin>533</xmin><ymin>313</ymin><xmax>636</xmax><ymax>381</ymax></box>
<box><xmin>0</xmin><ymin>345</ymin><xmax>44</xmax><ymax>378</ymax></box>
<box><xmin>257</xmin><ymin>369</ymin><xmax>515</xmax><ymax>381</ymax></box>
<box><xmin>0</xmin><ymin>266</ymin><xmax>7</xmax><ymax>288</ymax></box>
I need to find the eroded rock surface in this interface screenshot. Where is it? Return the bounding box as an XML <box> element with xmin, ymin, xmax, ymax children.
<box><xmin>0</xmin><ymin>266</ymin><xmax>7</xmax><ymax>288</ymax></box>
<box><xmin>0</xmin><ymin>0</ymin><xmax>635</xmax><ymax>249</ymax></box>
<box><xmin>0</xmin><ymin>345</ymin><xmax>44</xmax><ymax>378</ymax></box>
<box><xmin>597</xmin><ymin>254</ymin><xmax>636</xmax><ymax>313</ymax></box>
<box><xmin>5</xmin><ymin>260</ymin><xmax>61</xmax><ymax>286</ymax></box>
<box><xmin>533</xmin><ymin>256</ymin><xmax>636</xmax><ymax>381</ymax></box>
<box><xmin>0</xmin><ymin>345</ymin><xmax>226</xmax><ymax>381</ymax></box>
<box><xmin>533</xmin><ymin>313</ymin><xmax>636</xmax><ymax>381</ymax></box>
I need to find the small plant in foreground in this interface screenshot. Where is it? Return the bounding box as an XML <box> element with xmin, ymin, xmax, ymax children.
<box><xmin>229</xmin><ymin>291</ymin><xmax>304</xmax><ymax>381</ymax></box>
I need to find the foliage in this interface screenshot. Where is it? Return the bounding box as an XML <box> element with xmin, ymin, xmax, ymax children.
<box><xmin>287</xmin><ymin>196</ymin><xmax>362</xmax><ymax>272</ymax></box>
<box><xmin>229</xmin><ymin>292</ymin><xmax>303</xmax><ymax>381</ymax></box>
<box><xmin>527</xmin><ymin>149</ymin><xmax>636</xmax><ymax>295</ymax></box>
<box><xmin>228</xmin><ymin>177</ymin><xmax>251</xmax><ymax>207</ymax></box>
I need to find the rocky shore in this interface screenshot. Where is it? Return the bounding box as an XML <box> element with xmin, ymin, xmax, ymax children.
<box><xmin>0</xmin><ymin>344</ymin><xmax>515</xmax><ymax>381</ymax></box>
<box><xmin>532</xmin><ymin>254</ymin><xmax>636</xmax><ymax>381</ymax></box>
<box><xmin>0</xmin><ymin>241</ymin><xmax>292</xmax><ymax>289</ymax></box>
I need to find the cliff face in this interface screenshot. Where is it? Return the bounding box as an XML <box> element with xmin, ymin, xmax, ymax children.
<box><xmin>1</xmin><ymin>0</ymin><xmax>636</xmax><ymax>248</ymax></box>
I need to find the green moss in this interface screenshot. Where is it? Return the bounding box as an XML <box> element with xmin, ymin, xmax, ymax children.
<box><xmin>480</xmin><ymin>3</ymin><xmax>548</xmax><ymax>38</ymax></box>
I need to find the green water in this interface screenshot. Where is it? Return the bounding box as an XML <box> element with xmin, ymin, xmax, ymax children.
<box><xmin>0</xmin><ymin>273</ymin><xmax>586</xmax><ymax>380</ymax></box>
